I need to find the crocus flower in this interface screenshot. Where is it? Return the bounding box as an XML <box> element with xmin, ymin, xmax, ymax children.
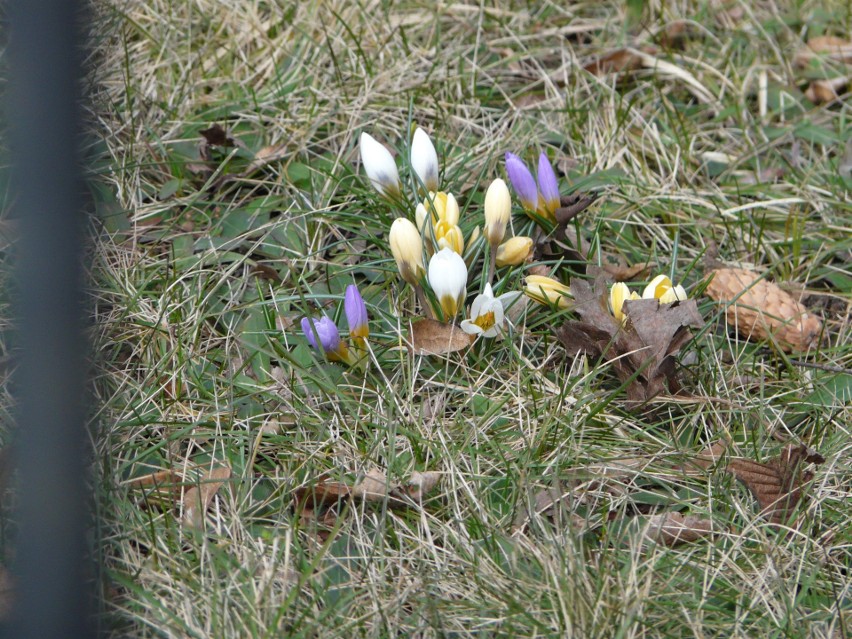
<box><xmin>609</xmin><ymin>282</ymin><xmax>640</xmax><ymax>324</ymax></box>
<box><xmin>537</xmin><ymin>152</ymin><xmax>560</xmax><ymax>216</ymax></box>
<box><xmin>359</xmin><ymin>132</ymin><xmax>401</xmax><ymax>197</ymax></box>
<box><xmin>301</xmin><ymin>316</ymin><xmax>350</xmax><ymax>362</ymax></box>
<box><xmin>643</xmin><ymin>275</ymin><xmax>687</xmax><ymax>304</ymax></box>
<box><xmin>420</xmin><ymin>191</ymin><xmax>464</xmax><ymax>255</ymax></box>
<box><xmin>483</xmin><ymin>178</ymin><xmax>511</xmax><ymax>248</ymax></box>
<box><xmin>523</xmin><ymin>275</ymin><xmax>572</xmax><ymax>309</ymax></box>
<box><xmin>504</xmin><ymin>152</ymin><xmax>538</xmax><ymax>212</ymax></box>
<box><xmin>389</xmin><ymin>218</ymin><xmax>425</xmax><ymax>285</ymax></box>
<box><xmin>411</xmin><ymin>127</ymin><xmax>439</xmax><ymax>192</ymax></box>
<box><xmin>344</xmin><ymin>284</ymin><xmax>369</xmax><ymax>339</ymax></box>
<box><xmin>428</xmin><ymin>247</ymin><xmax>468</xmax><ymax>320</ymax></box>
<box><xmin>460</xmin><ymin>283</ymin><xmax>522</xmax><ymax>338</ymax></box>
<box><xmin>495</xmin><ymin>236</ymin><xmax>533</xmax><ymax>267</ymax></box>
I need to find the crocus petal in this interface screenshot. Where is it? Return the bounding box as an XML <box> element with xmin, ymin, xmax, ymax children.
<box><xmin>411</xmin><ymin>127</ymin><xmax>440</xmax><ymax>192</ymax></box>
<box><xmin>301</xmin><ymin>316</ymin><xmax>341</xmax><ymax>353</ymax></box>
<box><xmin>659</xmin><ymin>284</ymin><xmax>687</xmax><ymax>304</ymax></box>
<box><xmin>537</xmin><ymin>152</ymin><xmax>560</xmax><ymax>214</ymax></box>
<box><xmin>360</xmin><ymin>132</ymin><xmax>400</xmax><ymax>196</ymax></box>
<box><xmin>642</xmin><ymin>274</ymin><xmax>673</xmax><ymax>300</ymax></box>
<box><xmin>428</xmin><ymin>247</ymin><xmax>468</xmax><ymax>319</ymax></box>
<box><xmin>609</xmin><ymin>282</ymin><xmax>631</xmax><ymax>323</ymax></box>
<box><xmin>344</xmin><ymin>284</ymin><xmax>369</xmax><ymax>338</ymax></box>
<box><xmin>504</xmin><ymin>152</ymin><xmax>538</xmax><ymax>212</ymax></box>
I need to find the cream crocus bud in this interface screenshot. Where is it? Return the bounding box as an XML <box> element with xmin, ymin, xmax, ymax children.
<box><xmin>523</xmin><ymin>275</ymin><xmax>572</xmax><ymax>309</ymax></box>
<box><xmin>360</xmin><ymin>132</ymin><xmax>400</xmax><ymax>197</ymax></box>
<box><xmin>411</xmin><ymin>127</ymin><xmax>439</xmax><ymax>192</ymax></box>
<box><xmin>484</xmin><ymin>178</ymin><xmax>511</xmax><ymax>247</ymax></box>
<box><xmin>389</xmin><ymin>218</ymin><xmax>425</xmax><ymax>285</ymax></box>
<box><xmin>495</xmin><ymin>236</ymin><xmax>532</xmax><ymax>267</ymax></box>
<box><xmin>659</xmin><ymin>284</ymin><xmax>687</xmax><ymax>304</ymax></box>
<box><xmin>428</xmin><ymin>247</ymin><xmax>468</xmax><ymax>319</ymax></box>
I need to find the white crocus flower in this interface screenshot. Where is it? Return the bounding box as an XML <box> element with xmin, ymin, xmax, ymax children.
<box><xmin>359</xmin><ymin>132</ymin><xmax>401</xmax><ymax>196</ymax></box>
<box><xmin>411</xmin><ymin>127</ymin><xmax>439</xmax><ymax>192</ymax></box>
<box><xmin>460</xmin><ymin>283</ymin><xmax>522</xmax><ymax>338</ymax></box>
<box><xmin>427</xmin><ymin>247</ymin><xmax>468</xmax><ymax>319</ymax></box>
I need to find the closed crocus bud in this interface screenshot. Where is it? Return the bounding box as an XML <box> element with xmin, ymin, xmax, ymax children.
<box><xmin>642</xmin><ymin>275</ymin><xmax>674</xmax><ymax>300</ymax></box>
<box><xmin>428</xmin><ymin>247</ymin><xmax>468</xmax><ymax>320</ymax></box>
<box><xmin>360</xmin><ymin>132</ymin><xmax>400</xmax><ymax>197</ymax></box>
<box><xmin>389</xmin><ymin>218</ymin><xmax>425</xmax><ymax>285</ymax></box>
<box><xmin>411</xmin><ymin>127</ymin><xmax>439</xmax><ymax>192</ymax></box>
<box><xmin>523</xmin><ymin>275</ymin><xmax>572</xmax><ymax>309</ymax></box>
<box><xmin>484</xmin><ymin>178</ymin><xmax>511</xmax><ymax>247</ymax></box>
<box><xmin>495</xmin><ymin>236</ymin><xmax>532</xmax><ymax>267</ymax></box>
<box><xmin>504</xmin><ymin>152</ymin><xmax>538</xmax><ymax>212</ymax></box>
<box><xmin>537</xmin><ymin>152</ymin><xmax>560</xmax><ymax>217</ymax></box>
<box><xmin>301</xmin><ymin>316</ymin><xmax>341</xmax><ymax>353</ymax></box>
<box><xmin>344</xmin><ymin>284</ymin><xmax>369</xmax><ymax>339</ymax></box>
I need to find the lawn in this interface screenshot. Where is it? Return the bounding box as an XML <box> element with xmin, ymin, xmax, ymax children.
<box><xmin>89</xmin><ymin>1</ymin><xmax>850</xmax><ymax>637</ymax></box>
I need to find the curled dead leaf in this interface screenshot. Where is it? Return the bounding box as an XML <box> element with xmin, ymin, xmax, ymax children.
<box><xmin>408</xmin><ymin>318</ymin><xmax>473</xmax><ymax>356</ymax></box>
<box><xmin>556</xmin><ymin>277</ymin><xmax>704</xmax><ymax>402</ymax></box>
<box><xmin>805</xmin><ymin>76</ymin><xmax>849</xmax><ymax>104</ymax></box>
<box><xmin>727</xmin><ymin>444</ymin><xmax>824</xmax><ymax>527</ymax></box>
<box><xmin>181</xmin><ymin>466</ymin><xmax>231</xmax><ymax>529</ymax></box>
<box><xmin>644</xmin><ymin>512</ymin><xmax>714</xmax><ymax>546</ymax></box>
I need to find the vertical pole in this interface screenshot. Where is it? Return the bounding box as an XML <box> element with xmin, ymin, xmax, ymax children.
<box><xmin>4</xmin><ymin>0</ymin><xmax>92</xmax><ymax>636</ymax></box>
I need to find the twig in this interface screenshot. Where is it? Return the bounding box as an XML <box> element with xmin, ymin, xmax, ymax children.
<box><xmin>787</xmin><ymin>359</ymin><xmax>852</xmax><ymax>375</ymax></box>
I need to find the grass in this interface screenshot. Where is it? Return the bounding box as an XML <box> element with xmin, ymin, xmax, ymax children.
<box><xmin>81</xmin><ymin>0</ymin><xmax>852</xmax><ymax>636</ymax></box>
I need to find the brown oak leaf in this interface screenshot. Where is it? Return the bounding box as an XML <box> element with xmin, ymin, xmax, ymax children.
<box><xmin>408</xmin><ymin>318</ymin><xmax>473</xmax><ymax>356</ymax></box>
<box><xmin>643</xmin><ymin>512</ymin><xmax>714</xmax><ymax>546</ymax></box>
<box><xmin>727</xmin><ymin>444</ymin><xmax>824</xmax><ymax>526</ymax></box>
<box><xmin>181</xmin><ymin>465</ymin><xmax>231</xmax><ymax>529</ymax></box>
<box><xmin>556</xmin><ymin>276</ymin><xmax>704</xmax><ymax>402</ymax></box>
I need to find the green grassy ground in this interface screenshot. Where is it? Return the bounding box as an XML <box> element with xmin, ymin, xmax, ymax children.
<box><xmin>89</xmin><ymin>1</ymin><xmax>850</xmax><ymax>637</ymax></box>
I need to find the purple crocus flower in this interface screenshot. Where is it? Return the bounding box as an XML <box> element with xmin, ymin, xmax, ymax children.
<box><xmin>344</xmin><ymin>284</ymin><xmax>369</xmax><ymax>339</ymax></box>
<box><xmin>301</xmin><ymin>316</ymin><xmax>341</xmax><ymax>353</ymax></box>
<box><xmin>504</xmin><ymin>152</ymin><xmax>538</xmax><ymax>212</ymax></box>
<box><xmin>537</xmin><ymin>152</ymin><xmax>560</xmax><ymax>215</ymax></box>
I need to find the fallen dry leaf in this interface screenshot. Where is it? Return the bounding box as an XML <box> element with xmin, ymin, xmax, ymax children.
<box><xmin>513</xmin><ymin>481</ymin><xmax>588</xmax><ymax>533</ymax></box>
<box><xmin>245</xmin><ymin>143</ymin><xmax>288</xmax><ymax>173</ymax></box>
<box><xmin>805</xmin><ymin>75</ymin><xmax>849</xmax><ymax>104</ymax></box>
<box><xmin>532</xmin><ymin>193</ymin><xmax>597</xmax><ymax>272</ymax></box>
<box><xmin>601</xmin><ymin>261</ymin><xmax>654</xmax><ymax>282</ymax></box>
<box><xmin>126</xmin><ymin>469</ymin><xmax>184</xmax><ymax>510</ymax></box>
<box><xmin>793</xmin><ymin>36</ymin><xmax>852</xmax><ymax>68</ymax></box>
<box><xmin>643</xmin><ymin>512</ymin><xmax>714</xmax><ymax>546</ymax></box>
<box><xmin>199</xmin><ymin>124</ymin><xmax>239</xmax><ymax>148</ymax></box>
<box><xmin>556</xmin><ymin>276</ymin><xmax>704</xmax><ymax>402</ymax></box>
<box><xmin>408</xmin><ymin>318</ymin><xmax>473</xmax><ymax>356</ymax></box>
<box><xmin>705</xmin><ymin>268</ymin><xmax>823</xmax><ymax>352</ymax></box>
<box><xmin>181</xmin><ymin>466</ymin><xmax>232</xmax><ymax>528</ymax></box>
<box><xmin>583</xmin><ymin>49</ymin><xmax>647</xmax><ymax>76</ymax></box>
<box><xmin>294</xmin><ymin>469</ymin><xmax>442</xmax><ymax>530</ymax></box>
<box><xmin>691</xmin><ymin>440</ymin><xmax>728</xmax><ymax>471</ymax></box>
<box><xmin>727</xmin><ymin>444</ymin><xmax>824</xmax><ymax>527</ymax></box>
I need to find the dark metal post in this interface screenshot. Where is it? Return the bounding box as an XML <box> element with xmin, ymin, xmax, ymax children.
<box><xmin>4</xmin><ymin>0</ymin><xmax>92</xmax><ymax>636</ymax></box>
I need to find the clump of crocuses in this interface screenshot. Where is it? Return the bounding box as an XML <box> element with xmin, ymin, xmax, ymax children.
<box><xmin>301</xmin><ymin>284</ymin><xmax>370</xmax><ymax>366</ymax></box>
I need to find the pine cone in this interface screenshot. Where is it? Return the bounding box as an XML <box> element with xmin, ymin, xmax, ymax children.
<box><xmin>705</xmin><ymin>268</ymin><xmax>822</xmax><ymax>352</ymax></box>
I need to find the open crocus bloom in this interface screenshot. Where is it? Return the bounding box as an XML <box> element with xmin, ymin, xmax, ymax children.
<box><xmin>460</xmin><ymin>283</ymin><xmax>521</xmax><ymax>338</ymax></box>
<box><xmin>643</xmin><ymin>275</ymin><xmax>687</xmax><ymax>304</ymax></box>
